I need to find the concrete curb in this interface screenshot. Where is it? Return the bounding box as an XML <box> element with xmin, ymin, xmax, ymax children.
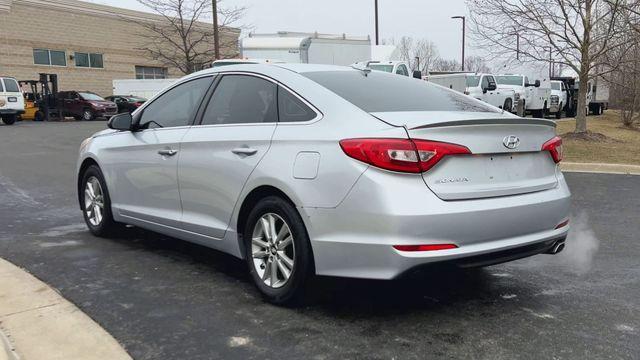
<box><xmin>0</xmin><ymin>258</ymin><xmax>132</xmax><ymax>360</ymax></box>
<box><xmin>561</xmin><ymin>162</ymin><xmax>640</xmax><ymax>175</ymax></box>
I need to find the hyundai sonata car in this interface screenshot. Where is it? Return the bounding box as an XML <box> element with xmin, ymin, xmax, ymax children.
<box><xmin>77</xmin><ymin>64</ymin><xmax>571</xmax><ymax>304</ymax></box>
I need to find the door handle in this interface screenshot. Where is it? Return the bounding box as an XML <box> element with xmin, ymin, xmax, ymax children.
<box><xmin>158</xmin><ymin>149</ymin><xmax>178</xmax><ymax>156</ymax></box>
<box><xmin>231</xmin><ymin>147</ymin><xmax>258</xmax><ymax>156</ymax></box>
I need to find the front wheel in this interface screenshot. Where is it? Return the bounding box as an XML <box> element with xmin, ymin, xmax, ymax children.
<box><xmin>503</xmin><ymin>98</ymin><xmax>513</xmax><ymax>113</ymax></box>
<box><xmin>1</xmin><ymin>115</ymin><xmax>16</xmax><ymax>125</ymax></box>
<box><xmin>80</xmin><ymin>165</ymin><xmax>122</xmax><ymax>237</ymax></box>
<box><xmin>244</xmin><ymin>196</ymin><xmax>314</xmax><ymax>305</ymax></box>
<box><xmin>82</xmin><ymin>109</ymin><xmax>95</xmax><ymax>121</ymax></box>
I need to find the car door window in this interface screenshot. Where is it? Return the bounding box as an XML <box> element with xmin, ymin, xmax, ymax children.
<box><xmin>525</xmin><ymin>76</ymin><xmax>530</xmax><ymax>85</ymax></box>
<box><xmin>201</xmin><ymin>75</ymin><xmax>277</xmax><ymax>125</ymax></box>
<box><xmin>139</xmin><ymin>76</ymin><xmax>212</xmax><ymax>129</ymax></box>
<box><xmin>278</xmin><ymin>87</ymin><xmax>317</xmax><ymax>122</ymax></box>
<box><xmin>481</xmin><ymin>76</ymin><xmax>489</xmax><ymax>89</ymax></box>
<box><xmin>395</xmin><ymin>65</ymin><xmax>408</xmax><ymax>76</ymax></box>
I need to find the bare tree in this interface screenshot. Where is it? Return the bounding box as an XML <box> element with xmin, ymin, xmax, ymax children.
<box><xmin>432</xmin><ymin>58</ymin><xmax>462</xmax><ymax>72</ymax></box>
<box><xmin>464</xmin><ymin>56</ymin><xmax>492</xmax><ymax>73</ymax></box>
<box><xmin>135</xmin><ymin>0</ymin><xmax>245</xmax><ymax>75</ymax></box>
<box><xmin>468</xmin><ymin>0</ymin><xmax>632</xmax><ymax>134</ymax></box>
<box><xmin>393</xmin><ymin>36</ymin><xmax>440</xmax><ymax>73</ymax></box>
<box><xmin>606</xmin><ymin>6</ymin><xmax>640</xmax><ymax>127</ymax></box>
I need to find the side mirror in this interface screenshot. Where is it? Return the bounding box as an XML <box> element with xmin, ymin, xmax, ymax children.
<box><xmin>413</xmin><ymin>70</ymin><xmax>422</xmax><ymax>79</ymax></box>
<box><xmin>486</xmin><ymin>82</ymin><xmax>497</xmax><ymax>92</ymax></box>
<box><xmin>534</xmin><ymin>80</ymin><xmax>541</xmax><ymax>87</ymax></box>
<box><xmin>107</xmin><ymin>112</ymin><xmax>133</xmax><ymax>131</ymax></box>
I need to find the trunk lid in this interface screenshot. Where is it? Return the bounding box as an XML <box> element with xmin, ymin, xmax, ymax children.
<box><xmin>371</xmin><ymin>111</ymin><xmax>559</xmax><ymax>200</ymax></box>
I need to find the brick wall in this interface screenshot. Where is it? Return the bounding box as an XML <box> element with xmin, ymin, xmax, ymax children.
<box><xmin>0</xmin><ymin>0</ymin><xmax>239</xmax><ymax>96</ymax></box>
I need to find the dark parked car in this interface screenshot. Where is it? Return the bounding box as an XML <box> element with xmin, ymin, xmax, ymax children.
<box><xmin>104</xmin><ymin>95</ymin><xmax>147</xmax><ymax>114</ymax></box>
<box><xmin>57</xmin><ymin>91</ymin><xmax>118</xmax><ymax>121</ymax></box>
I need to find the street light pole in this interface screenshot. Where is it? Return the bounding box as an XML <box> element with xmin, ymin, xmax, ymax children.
<box><xmin>374</xmin><ymin>0</ymin><xmax>379</xmax><ymax>45</ymax></box>
<box><xmin>452</xmin><ymin>16</ymin><xmax>465</xmax><ymax>71</ymax></box>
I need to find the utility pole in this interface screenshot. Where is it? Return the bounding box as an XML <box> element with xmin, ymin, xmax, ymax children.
<box><xmin>374</xmin><ymin>0</ymin><xmax>379</xmax><ymax>45</ymax></box>
<box><xmin>452</xmin><ymin>16</ymin><xmax>465</xmax><ymax>71</ymax></box>
<box><xmin>212</xmin><ymin>0</ymin><xmax>220</xmax><ymax>60</ymax></box>
<box><xmin>516</xmin><ymin>33</ymin><xmax>520</xmax><ymax>60</ymax></box>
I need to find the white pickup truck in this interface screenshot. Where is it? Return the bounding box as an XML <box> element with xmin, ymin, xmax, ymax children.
<box><xmin>495</xmin><ymin>74</ymin><xmax>552</xmax><ymax>117</ymax></box>
<box><xmin>427</xmin><ymin>72</ymin><xmax>516</xmax><ymax>112</ymax></box>
<box><xmin>367</xmin><ymin>61</ymin><xmax>411</xmax><ymax>76</ymax></box>
<box><xmin>549</xmin><ymin>80</ymin><xmax>568</xmax><ymax>119</ymax></box>
<box><xmin>0</xmin><ymin>76</ymin><xmax>25</xmax><ymax>125</ymax></box>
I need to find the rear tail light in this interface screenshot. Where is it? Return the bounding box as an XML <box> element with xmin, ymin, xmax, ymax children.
<box><xmin>339</xmin><ymin>138</ymin><xmax>471</xmax><ymax>173</ymax></box>
<box><xmin>393</xmin><ymin>244</ymin><xmax>458</xmax><ymax>252</ymax></box>
<box><xmin>542</xmin><ymin>136</ymin><xmax>563</xmax><ymax>163</ymax></box>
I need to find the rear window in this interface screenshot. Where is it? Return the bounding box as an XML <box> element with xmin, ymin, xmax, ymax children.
<box><xmin>496</xmin><ymin>76</ymin><xmax>523</xmax><ymax>86</ymax></box>
<box><xmin>369</xmin><ymin>64</ymin><xmax>394</xmax><ymax>73</ymax></box>
<box><xmin>551</xmin><ymin>82</ymin><xmax>561</xmax><ymax>91</ymax></box>
<box><xmin>2</xmin><ymin>78</ymin><xmax>19</xmax><ymax>92</ymax></box>
<box><xmin>466</xmin><ymin>76</ymin><xmax>480</xmax><ymax>87</ymax></box>
<box><xmin>303</xmin><ymin>71</ymin><xmax>498</xmax><ymax>113</ymax></box>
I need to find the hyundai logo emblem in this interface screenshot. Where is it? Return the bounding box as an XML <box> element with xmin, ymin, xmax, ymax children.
<box><xmin>502</xmin><ymin>135</ymin><xmax>520</xmax><ymax>149</ymax></box>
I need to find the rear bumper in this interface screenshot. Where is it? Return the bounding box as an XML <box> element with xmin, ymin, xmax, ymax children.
<box><xmin>304</xmin><ymin>166</ymin><xmax>571</xmax><ymax>279</ymax></box>
<box><xmin>0</xmin><ymin>109</ymin><xmax>25</xmax><ymax>115</ymax></box>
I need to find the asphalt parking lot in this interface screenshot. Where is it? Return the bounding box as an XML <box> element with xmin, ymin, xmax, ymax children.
<box><xmin>1</xmin><ymin>121</ymin><xmax>639</xmax><ymax>360</ymax></box>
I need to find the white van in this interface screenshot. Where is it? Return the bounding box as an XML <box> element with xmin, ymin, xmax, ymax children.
<box><xmin>427</xmin><ymin>73</ymin><xmax>516</xmax><ymax>112</ymax></box>
<box><xmin>0</xmin><ymin>76</ymin><xmax>25</xmax><ymax>125</ymax></box>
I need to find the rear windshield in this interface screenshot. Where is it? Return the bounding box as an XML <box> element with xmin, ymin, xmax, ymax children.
<box><xmin>125</xmin><ymin>96</ymin><xmax>146</xmax><ymax>102</ymax></box>
<box><xmin>466</xmin><ymin>76</ymin><xmax>480</xmax><ymax>87</ymax></box>
<box><xmin>2</xmin><ymin>78</ymin><xmax>19</xmax><ymax>92</ymax></box>
<box><xmin>79</xmin><ymin>92</ymin><xmax>105</xmax><ymax>101</ymax></box>
<box><xmin>303</xmin><ymin>71</ymin><xmax>498</xmax><ymax>113</ymax></box>
<box><xmin>551</xmin><ymin>82</ymin><xmax>561</xmax><ymax>90</ymax></box>
<box><xmin>496</xmin><ymin>76</ymin><xmax>523</xmax><ymax>86</ymax></box>
<box><xmin>369</xmin><ymin>64</ymin><xmax>394</xmax><ymax>73</ymax></box>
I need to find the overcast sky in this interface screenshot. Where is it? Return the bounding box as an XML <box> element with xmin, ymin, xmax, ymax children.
<box><xmin>87</xmin><ymin>0</ymin><xmax>472</xmax><ymax>60</ymax></box>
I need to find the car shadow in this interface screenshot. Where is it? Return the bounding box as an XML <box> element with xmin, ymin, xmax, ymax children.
<box><xmin>108</xmin><ymin>226</ymin><xmax>509</xmax><ymax>314</ymax></box>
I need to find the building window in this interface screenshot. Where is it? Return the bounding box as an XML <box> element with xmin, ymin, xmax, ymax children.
<box><xmin>135</xmin><ymin>66</ymin><xmax>168</xmax><ymax>80</ymax></box>
<box><xmin>33</xmin><ymin>49</ymin><xmax>66</xmax><ymax>66</ymax></box>
<box><xmin>75</xmin><ymin>52</ymin><xmax>104</xmax><ymax>68</ymax></box>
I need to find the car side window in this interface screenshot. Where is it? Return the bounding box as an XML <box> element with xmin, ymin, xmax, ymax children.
<box><xmin>201</xmin><ymin>75</ymin><xmax>277</xmax><ymax>125</ymax></box>
<box><xmin>481</xmin><ymin>76</ymin><xmax>489</xmax><ymax>89</ymax></box>
<box><xmin>395</xmin><ymin>65</ymin><xmax>408</xmax><ymax>76</ymax></box>
<box><xmin>278</xmin><ymin>86</ymin><xmax>316</xmax><ymax>122</ymax></box>
<box><xmin>525</xmin><ymin>76</ymin><xmax>530</xmax><ymax>85</ymax></box>
<box><xmin>139</xmin><ymin>76</ymin><xmax>212</xmax><ymax>129</ymax></box>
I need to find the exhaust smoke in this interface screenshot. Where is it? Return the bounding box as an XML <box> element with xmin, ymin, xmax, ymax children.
<box><xmin>558</xmin><ymin>211</ymin><xmax>600</xmax><ymax>275</ymax></box>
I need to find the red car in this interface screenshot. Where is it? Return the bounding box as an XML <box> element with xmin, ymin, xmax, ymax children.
<box><xmin>104</xmin><ymin>95</ymin><xmax>147</xmax><ymax>114</ymax></box>
<box><xmin>57</xmin><ymin>91</ymin><xmax>118</xmax><ymax>121</ymax></box>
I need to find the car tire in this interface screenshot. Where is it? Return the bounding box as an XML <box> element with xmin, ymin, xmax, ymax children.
<box><xmin>243</xmin><ymin>196</ymin><xmax>314</xmax><ymax>305</ymax></box>
<box><xmin>555</xmin><ymin>103</ymin><xmax>563</xmax><ymax>119</ymax></box>
<box><xmin>503</xmin><ymin>98</ymin><xmax>513</xmax><ymax>113</ymax></box>
<box><xmin>1</xmin><ymin>115</ymin><xmax>16</xmax><ymax>125</ymax></box>
<box><xmin>82</xmin><ymin>109</ymin><xmax>95</xmax><ymax>121</ymax></box>
<box><xmin>80</xmin><ymin>165</ymin><xmax>122</xmax><ymax>237</ymax></box>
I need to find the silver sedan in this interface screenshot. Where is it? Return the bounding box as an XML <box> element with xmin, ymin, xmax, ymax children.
<box><xmin>77</xmin><ymin>64</ymin><xmax>571</xmax><ymax>304</ymax></box>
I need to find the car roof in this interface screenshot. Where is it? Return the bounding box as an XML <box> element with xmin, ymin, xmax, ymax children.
<box><xmin>186</xmin><ymin>63</ymin><xmax>354</xmax><ymax>79</ymax></box>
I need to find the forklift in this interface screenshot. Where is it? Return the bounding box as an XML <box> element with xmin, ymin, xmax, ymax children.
<box><xmin>18</xmin><ymin>73</ymin><xmax>62</xmax><ymax>121</ymax></box>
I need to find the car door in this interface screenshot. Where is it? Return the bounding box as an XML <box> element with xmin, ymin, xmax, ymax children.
<box><xmin>479</xmin><ymin>75</ymin><xmax>492</xmax><ymax>105</ymax></box>
<box><xmin>178</xmin><ymin>74</ymin><xmax>278</xmax><ymax>239</ymax></box>
<box><xmin>101</xmin><ymin>76</ymin><xmax>213</xmax><ymax>228</ymax></box>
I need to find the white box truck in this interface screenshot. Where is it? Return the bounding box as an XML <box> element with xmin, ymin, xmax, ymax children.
<box><xmin>240</xmin><ymin>31</ymin><xmax>371</xmax><ymax>66</ymax></box>
<box><xmin>112</xmin><ymin>79</ymin><xmax>178</xmax><ymax>99</ymax></box>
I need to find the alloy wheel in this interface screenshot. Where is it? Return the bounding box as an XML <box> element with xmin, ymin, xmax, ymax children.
<box><xmin>251</xmin><ymin>213</ymin><xmax>295</xmax><ymax>289</ymax></box>
<box><xmin>84</xmin><ymin>176</ymin><xmax>104</xmax><ymax>226</ymax></box>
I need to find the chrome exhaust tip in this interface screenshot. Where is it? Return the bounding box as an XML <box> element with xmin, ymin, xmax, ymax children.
<box><xmin>547</xmin><ymin>240</ymin><xmax>566</xmax><ymax>255</ymax></box>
